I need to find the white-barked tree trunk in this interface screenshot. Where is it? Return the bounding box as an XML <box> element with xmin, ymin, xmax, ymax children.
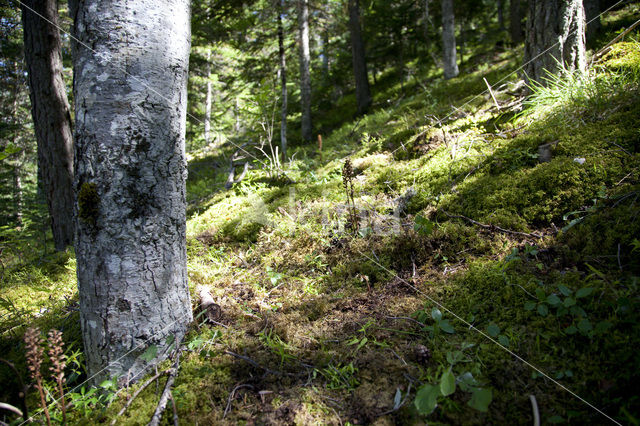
<box><xmin>70</xmin><ymin>0</ymin><xmax>193</xmax><ymax>384</ymax></box>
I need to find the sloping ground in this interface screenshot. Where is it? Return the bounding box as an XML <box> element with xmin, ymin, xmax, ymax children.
<box><xmin>100</xmin><ymin>41</ymin><xmax>638</xmax><ymax>424</ymax></box>
<box><xmin>1</xmin><ymin>20</ymin><xmax>639</xmax><ymax>426</ymax></box>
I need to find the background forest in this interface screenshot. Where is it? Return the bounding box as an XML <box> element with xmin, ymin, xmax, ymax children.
<box><xmin>1</xmin><ymin>0</ymin><xmax>640</xmax><ymax>424</ymax></box>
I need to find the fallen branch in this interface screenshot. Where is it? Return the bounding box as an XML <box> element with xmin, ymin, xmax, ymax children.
<box><xmin>591</xmin><ymin>18</ymin><xmax>640</xmax><ymax>65</ymax></box>
<box><xmin>0</xmin><ymin>402</ymin><xmax>23</xmax><ymax>418</ymax></box>
<box><xmin>223</xmin><ymin>383</ymin><xmax>254</xmax><ymax>418</ymax></box>
<box><xmin>0</xmin><ymin>358</ymin><xmax>28</xmax><ymax>421</ymax></box>
<box><xmin>440</xmin><ymin>210</ymin><xmax>543</xmax><ymax>239</ymax></box>
<box><xmin>148</xmin><ymin>339</ymin><xmax>184</xmax><ymax>426</ymax></box>
<box><xmin>529</xmin><ymin>394</ymin><xmax>540</xmax><ymax>426</ymax></box>
<box><xmin>111</xmin><ymin>370</ymin><xmax>169</xmax><ymax>425</ymax></box>
<box><xmin>225</xmin><ymin>142</ymin><xmax>252</xmax><ymax>189</ymax></box>
<box><xmin>196</xmin><ymin>285</ymin><xmax>222</xmax><ymax>325</ymax></box>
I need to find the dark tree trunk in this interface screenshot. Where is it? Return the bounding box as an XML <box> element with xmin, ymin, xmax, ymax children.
<box><xmin>509</xmin><ymin>0</ymin><xmax>524</xmax><ymax>44</ymax></box>
<box><xmin>584</xmin><ymin>0</ymin><xmax>601</xmax><ymax>45</ymax></box>
<box><xmin>348</xmin><ymin>0</ymin><xmax>372</xmax><ymax>115</ymax></box>
<box><xmin>298</xmin><ymin>0</ymin><xmax>312</xmax><ymax>142</ymax></box>
<box><xmin>321</xmin><ymin>28</ymin><xmax>330</xmax><ymax>81</ymax></box>
<box><xmin>278</xmin><ymin>0</ymin><xmax>288</xmax><ymax>158</ymax></box>
<box><xmin>204</xmin><ymin>51</ymin><xmax>212</xmax><ymax>144</ymax></box>
<box><xmin>441</xmin><ymin>0</ymin><xmax>459</xmax><ymax>79</ymax></box>
<box><xmin>498</xmin><ymin>0</ymin><xmax>505</xmax><ymax>30</ymax></box>
<box><xmin>21</xmin><ymin>0</ymin><xmax>74</xmax><ymax>251</ymax></box>
<box><xmin>523</xmin><ymin>0</ymin><xmax>586</xmax><ymax>87</ymax></box>
<box><xmin>70</xmin><ymin>0</ymin><xmax>193</xmax><ymax>384</ymax></box>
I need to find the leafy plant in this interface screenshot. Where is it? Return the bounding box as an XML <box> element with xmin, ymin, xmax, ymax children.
<box><xmin>415</xmin><ymin>307</ymin><xmax>456</xmax><ymax>338</ymax></box>
<box><xmin>414</xmin><ymin>214</ymin><xmax>435</xmax><ymax>236</ymax></box>
<box><xmin>315</xmin><ymin>362</ymin><xmax>359</xmax><ymax>391</ymax></box>
<box><xmin>414</xmin><ymin>367</ymin><xmax>492</xmax><ymax>416</ymax></box>
<box><xmin>259</xmin><ymin>329</ymin><xmax>296</xmax><ymax>368</ymax></box>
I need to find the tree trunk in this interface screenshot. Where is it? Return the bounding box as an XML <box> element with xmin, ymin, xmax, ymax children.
<box><xmin>70</xmin><ymin>0</ymin><xmax>193</xmax><ymax>385</ymax></box>
<box><xmin>322</xmin><ymin>28</ymin><xmax>329</xmax><ymax>81</ymax></box>
<box><xmin>204</xmin><ymin>51</ymin><xmax>212</xmax><ymax>145</ymax></box>
<box><xmin>21</xmin><ymin>0</ymin><xmax>74</xmax><ymax>251</ymax></box>
<box><xmin>441</xmin><ymin>0</ymin><xmax>459</xmax><ymax>79</ymax></box>
<box><xmin>523</xmin><ymin>0</ymin><xmax>586</xmax><ymax>87</ymax></box>
<box><xmin>348</xmin><ymin>0</ymin><xmax>372</xmax><ymax>115</ymax></box>
<box><xmin>298</xmin><ymin>0</ymin><xmax>312</xmax><ymax>142</ymax></box>
<box><xmin>278</xmin><ymin>0</ymin><xmax>288</xmax><ymax>159</ymax></box>
<box><xmin>498</xmin><ymin>0</ymin><xmax>505</xmax><ymax>30</ymax></box>
<box><xmin>509</xmin><ymin>0</ymin><xmax>524</xmax><ymax>44</ymax></box>
<box><xmin>584</xmin><ymin>0</ymin><xmax>601</xmax><ymax>45</ymax></box>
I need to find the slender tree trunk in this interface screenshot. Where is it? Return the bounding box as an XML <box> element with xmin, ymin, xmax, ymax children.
<box><xmin>584</xmin><ymin>0</ymin><xmax>601</xmax><ymax>45</ymax></box>
<box><xmin>204</xmin><ymin>51</ymin><xmax>212</xmax><ymax>144</ymax></box>
<box><xmin>498</xmin><ymin>0</ymin><xmax>505</xmax><ymax>30</ymax></box>
<box><xmin>278</xmin><ymin>0</ymin><xmax>288</xmax><ymax>159</ymax></box>
<box><xmin>348</xmin><ymin>0</ymin><xmax>372</xmax><ymax>115</ymax></box>
<box><xmin>21</xmin><ymin>0</ymin><xmax>74</xmax><ymax>250</ymax></box>
<box><xmin>523</xmin><ymin>0</ymin><xmax>586</xmax><ymax>87</ymax></box>
<box><xmin>509</xmin><ymin>0</ymin><xmax>524</xmax><ymax>44</ymax></box>
<box><xmin>423</xmin><ymin>0</ymin><xmax>432</xmax><ymax>41</ymax></box>
<box><xmin>298</xmin><ymin>0</ymin><xmax>312</xmax><ymax>142</ymax></box>
<box><xmin>234</xmin><ymin>97</ymin><xmax>241</xmax><ymax>134</ymax></box>
<box><xmin>11</xmin><ymin>65</ymin><xmax>24</xmax><ymax>228</ymax></box>
<box><xmin>321</xmin><ymin>28</ymin><xmax>330</xmax><ymax>81</ymax></box>
<box><xmin>70</xmin><ymin>0</ymin><xmax>193</xmax><ymax>384</ymax></box>
<box><xmin>441</xmin><ymin>0</ymin><xmax>459</xmax><ymax>79</ymax></box>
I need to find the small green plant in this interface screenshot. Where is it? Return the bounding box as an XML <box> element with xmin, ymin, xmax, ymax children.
<box><xmin>259</xmin><ymin>329</ymin><xmax>296</xmax><ymax>368</ymax></box>
<box><xmin>414</xmin><ymin>355</ymin><xmax>492</xmax><ymax>416</ymax></box>
<box><xmin>66</xmin><ymin>379</ymin><xmax>117</xmax><ymax>418</ymax></box>
<box><xmin>486</xmin><ymin>323</ymin><xmax>510</xmax><ymax>347</ymax></box>
<box><xmin>414</xmin><ymin>214</ymin><xmax>435</xmax><ymax>236</ymax></box>
<box><xmin>415</xmin><ymin>307</ymin><xmax>456</xmax><ymax>339</ymax></box>
<box><xmin>315</xmin><ymin>362</ymin><xmax>359</xmax><ymax>391</ymax></box>
<box><xmin>346</xmin><ymin>319</ymin><xmax>388</xmax><ymax>354</ymax></box>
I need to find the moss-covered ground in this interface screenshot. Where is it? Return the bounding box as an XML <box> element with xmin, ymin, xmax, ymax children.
<box><xmin>2</xmin><ymin>6</ymin><xmax>640</xmax><ymax>425</ymax></box>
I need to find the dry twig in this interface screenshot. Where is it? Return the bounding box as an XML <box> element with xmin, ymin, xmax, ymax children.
<box><xmin>148</xmin><ymin>338</ymin><xmax>184</xmax><ymax>426</ymax></box>
<box><xmin>440</xmin><ymin>210</ymin><xmax>543</xmax><ymax>239</ymax></box>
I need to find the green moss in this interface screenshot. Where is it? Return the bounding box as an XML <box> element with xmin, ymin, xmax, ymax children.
<box><xmin>78</xmin><ymin>182</ymin><xmax>99</xmax><ymax>225</ymax></box>
<box><xmin>600</xmin><ymin>41</ymin><xmax>640</xmax><ymax>74</ymax></box>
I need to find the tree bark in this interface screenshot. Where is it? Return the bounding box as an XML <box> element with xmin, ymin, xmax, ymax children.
<box><xmin>509</xmin><ymin>0</ymin><xmax>524</xmax><ymax>44</ymax></box>
<box><xmin>348</xmin><ymin>0</ymin><xmax>372</xmax><ymax>115</ymax></box>
<box><xmin>70</xmin><ymin>0</ymin><xmax>193</xmax><ymax>384</ymax></box>
<box><xmin>21</xmin><ymin>0</ymin><xmax>74</xmax><ymax>251</ymax></box>
<box><xmin>204</xmin><ymin>51</ymin><xmax>212</xmax><ymax>145</ymax></box>
<box><xmin>278</xmin><ymin>0</ymin><xmax>288</xmax><ymax>159</ymax></box>
<box><xmin>298</xmin><ymin>0</ymin><xmax>312</xmax><ymax>142</ymax></box>
<box><xmin>523</xmin><ymin>0</ymin><xmax>586</xmax><ymax>87</ymax></box>
<box><xmin>441</xmin><ymin>0</ymin><xmax>459</xmax><ymax>79</ymax></box>
<box><xmin>498</xmin><ymin>0</ymin><xmax>505</xmax><ymax>30</ymax></box>
<box><xmin>584</xmin><ymin>0</ymin><xmax>601</xmax><ymax>45</ymax></box>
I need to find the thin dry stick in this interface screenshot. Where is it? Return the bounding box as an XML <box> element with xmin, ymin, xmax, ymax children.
<box><xmin>440</xmin><ymin>210</ymin><xmax>544</xmax><ymax>239</ymax></box>
<box><xmin>111</xmin><ymin>370</ymin><xmax>169</xmax><ymax>425</ymax></box>
<box><xmin>148</xmin><ymin>341</ymin><xmax>183</xmax><ymax>426</ymax></box>
<box><xmin>168</xmin><ymin>393</ymin><xmax>179</xmax><ymax>426</ymax></box>
<box><xmin>483</xmin><ymin>77</ymin><xmax>501</xmax><ymax>110</ymax></box>
<box><xmin>0</xmin><ymin>358</ymin><xmax>28</xmax><ymax>421</ymax></box>
<box><xmin>223</xmin><ymin>384</ymin><xmax>254</xmax><ymax>418</ymax></box>
<box><xmin>0</xmin><ymin>402</ymin><xmax>23</xmax><ymax>417</ymax></box>
<box><xmin>529</xmin><ymin>395</ymin><xmax>540</xmax><ymax>426</ymax></box>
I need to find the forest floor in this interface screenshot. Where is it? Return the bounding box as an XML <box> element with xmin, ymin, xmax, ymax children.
<box><xmin>2</xmin><ymin>5</ymin><xmax>640</xmax><ymax>426</ymax></box>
